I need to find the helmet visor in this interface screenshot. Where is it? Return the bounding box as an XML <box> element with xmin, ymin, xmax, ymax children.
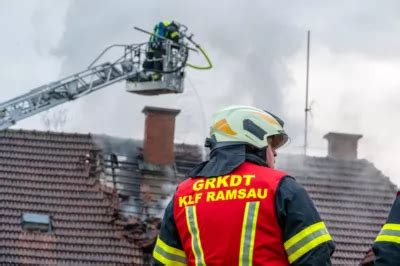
<box><xmin>268</xmin><ymin>134</ymin><xmax>289</xmax><ymax>150</ymax></box>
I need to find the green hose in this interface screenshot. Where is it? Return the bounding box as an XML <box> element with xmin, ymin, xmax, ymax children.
<box><xmin>186</xmin><ymin>45</ymin><xmax>213</xmax><ymax>70</ymax></box>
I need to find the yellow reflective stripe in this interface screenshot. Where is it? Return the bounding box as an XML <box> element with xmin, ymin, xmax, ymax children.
<box><xmin>249</xmin><ymin>202</ymin><xmax>260</xmax><ymax>264</ymax></box>
<box><xmin>376</xmin><ymin>235</ymin><xmax>400</xmax><ymax>244</ymax></box>
<box><xmin>170</xmin><ymin>31</ymin><xmax>179</xmax><ymax>38</ymax></box>
<box><xmin>284</xmin><ymin>222</ymin><xmax>332</xmax><ymax>263</ymax></box>
<box><xmin>185</xmin><ymin>206</ymin><xmax>205</xmax><ymax>265</ymax></box>
<box><xmin>284</xmin><ymin>222</ymin><xmax>326</xmax><ymax>249</ymax></box>
<box><xmin>375</xmin><ymin>223</ymin><xmax>400</xmax><ymax>244</ymax></box>
<box><xmin>382</xmin><ymin>223</ymin><xmax>400</xmax><ymax>231</ymax></box>
<box><xmin>155</xmin><ymin>237</ymin><xmax>186</xmax><ymax>257</ymax></box>
<box><xmin>239</xmin><ymin>203</ymin><xmax>250</xmax><ymax>266</ymax></box>
<box><xmin>288</xmin><ymin>234</ymin><xmax>332</xmax><ymax>263</ymax></box>
<box><xmin>153</xmin><ymin>250</ymin><xmax>186</xmax><ymax>266</ymax></box>
<box><xmin>239</xmin><ymin>201</ymin><xmax>260</xmax><ymax>266</ymax></box>
<box><xmin>153</xmin><ymin>237</ymin><xmax>186</xmax><ymax>266</ymax></box>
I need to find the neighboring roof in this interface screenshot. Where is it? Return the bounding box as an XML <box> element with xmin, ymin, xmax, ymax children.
<box><xmin>0</xmin><ymin>130</ymin><xmax>143</xmax><ymax>265</ymax></box>
<box><xmin>277</xmin><ymin>154</ymin><xmax>397</xmax><ymax>265</ymax></box>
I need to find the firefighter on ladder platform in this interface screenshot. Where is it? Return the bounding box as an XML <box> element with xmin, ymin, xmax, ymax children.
<box><xmin>143</xmin><ymin>20</ymin><xmax>181</xmax><ymax>81</ymax></box>
<box><xmin>373</xmin><ymin>191</ymin><xmax>400</xmax><ymax>265</ymax></box>
<box><xmin>152</xmin><ymin>106</ymin><xmax>335</xmax><ymax>265</ymax></box>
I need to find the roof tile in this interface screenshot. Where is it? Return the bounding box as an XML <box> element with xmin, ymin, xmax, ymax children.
<box><xmin>277</xmin><ymin>154</ymin><xmax>397</xmax><ymax>265</ymax></box>
<box><xmin>0</xmin><ymin>129</ymin><xmax>143</xmax><ymax>264</ymax></box>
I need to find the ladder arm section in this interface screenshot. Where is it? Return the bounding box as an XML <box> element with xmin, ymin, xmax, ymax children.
<box><xmin>0</xmin><ymin>61</ymin><xmax>136</xmax><ymax>130</ymax></box>
<box><xmin>0</xmin><ymin>38</ymin><xmax>190</xmax><ymax>130</ymax></box>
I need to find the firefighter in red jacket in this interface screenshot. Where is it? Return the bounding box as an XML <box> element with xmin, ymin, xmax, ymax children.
<box><xmin>373</xmin><ymin>192</ymin><xmax>400</xmax><ymax>265</ymax></box>
<box><xmin>153</xmin><ymin>106</ymin><xmax>335</xmax><ymax>265</ymax></box>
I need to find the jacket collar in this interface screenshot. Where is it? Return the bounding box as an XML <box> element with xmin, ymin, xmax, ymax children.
<box><xmin>187</xmin><ymin>145</ymin><xmax>268</xmax><ymax>178</ymax></box>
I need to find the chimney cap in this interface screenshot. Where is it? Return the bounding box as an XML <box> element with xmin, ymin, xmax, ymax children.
<box><xmin>323</xmin><ymin>132</ymin><xmax>363</xmax><ymax>141</ymax></box>
<box><xmin>142</xmin><ymin>106</ymin><xmax>180</xmax><ymax>116</ymax></box>
<box><xmin>323</xmin><ymin>132</ymin><xmax>363</xmax><ymax>160</ymax></box>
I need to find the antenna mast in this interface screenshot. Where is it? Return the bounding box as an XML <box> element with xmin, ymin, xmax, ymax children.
<box><xmin>304</xmin><ymin>30</ymin><xmax>311</xmax><ymax>155</ymax></box>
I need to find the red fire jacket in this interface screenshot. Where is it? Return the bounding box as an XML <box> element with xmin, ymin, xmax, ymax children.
<box><xmin>153</xmin><ymin>161</ymin><xmax>333</xmax><ymax>265</ymax></box>
<box><xmin>173</xmin><ymin>161</ymin><xmax>288</xmax><ymax>265</ymax></box>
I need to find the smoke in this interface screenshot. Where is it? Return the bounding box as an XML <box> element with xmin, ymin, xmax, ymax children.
<box><xmin>92</xmin><ymin>134</ymin><xmax>142</xmax><ymax>159</ymax></box>
<box><xmin>53</xmin><ymin>0</ymin><xmax>304</xmax><ymax>145</ymax></box>
<box><xmin>4</xmin><ymin>1</ymin><xmax>400</xmax><ymax>183</ymax></box>
<box><xmin>50</xmin><ymin>0</ymin><xmax>400</xmax><ymax>184</ymax></box>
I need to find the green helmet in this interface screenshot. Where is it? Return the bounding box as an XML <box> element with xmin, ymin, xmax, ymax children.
<box><xmin>209</xmin><ymin>106</ymin><xmax>288</xmax><ymax>150</ymax></box>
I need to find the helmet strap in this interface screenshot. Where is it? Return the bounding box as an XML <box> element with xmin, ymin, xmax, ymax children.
<box><xmin>266</xmin><ymin>145</ymin><xmax>275</xmax><ymax>169</ymax></box>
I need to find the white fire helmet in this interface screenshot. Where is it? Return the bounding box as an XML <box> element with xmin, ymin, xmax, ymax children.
<box><xmin>209</xmin><ymin>106</ymin><xmax>288</xmax><ymax>150</ymax></box>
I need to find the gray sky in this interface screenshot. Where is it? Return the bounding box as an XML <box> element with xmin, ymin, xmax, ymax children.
<box><xmin>1</xmin><ymin>0</ymin><xmax>400</xmax><ymax>185</ymax></box>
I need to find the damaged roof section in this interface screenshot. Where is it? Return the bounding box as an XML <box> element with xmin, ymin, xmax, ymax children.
<box><xmin>90</xmin><ymin>134</ymin><xmax>202</xmax><ymax>255</ymax></box>
<box><xmin>93</xmin><ymin>134</ymin><xmax>202</xmax><ymax>219</ymax></box>
<box><xmin>0</xmin><ymin>129</ymin><xmax>143</xmax><ymax>265</ymax></box>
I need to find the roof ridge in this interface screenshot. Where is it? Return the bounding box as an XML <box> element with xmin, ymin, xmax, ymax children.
<box><xmin>1</xmin><ymin>128</ymin><xmax>92</xmax><ymax>138</ymax></box>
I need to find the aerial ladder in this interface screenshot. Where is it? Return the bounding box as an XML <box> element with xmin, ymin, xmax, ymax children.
<box><xmin>0</xmin><ymin>23</ymin><xmax>212</xmax><ymax>130</ymax></box>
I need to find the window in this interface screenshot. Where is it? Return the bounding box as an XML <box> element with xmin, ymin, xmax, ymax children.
<box><xmin>21</xmin><ymin>213</ymin><xmax>52</xmax><ymax>233</ymax></box>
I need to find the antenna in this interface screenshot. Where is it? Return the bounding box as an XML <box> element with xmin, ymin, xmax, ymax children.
<box><xmin>304</xmin><ymin>30</ymin><xmax>311</xmax><ymax>155</ymax></box>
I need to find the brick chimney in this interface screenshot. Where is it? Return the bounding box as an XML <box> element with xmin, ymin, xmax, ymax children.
<box><xmin>324</xmin><ymin>132</ymin><xmax>363</xmax><ymax>160</ymax></box>
<box><xmin>142</xmin><ymin>106</ymin><xmax>180</xmax><ymax>165</ymax></box>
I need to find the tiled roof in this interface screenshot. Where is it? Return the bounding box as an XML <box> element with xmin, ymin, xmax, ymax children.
<box><xmin>0</xmin><ymin>130</ymin><xmax>143</xmax><ymax>265</ymax></box>
<box><xmin>11</xmin><ymin>128</ymin><xmax>393</xmax><ymax>265</ymax></box>
<box><xmin>277</xmin><ymin>154</ymin><xmax>397</xmax><ymax>265</ymax></box>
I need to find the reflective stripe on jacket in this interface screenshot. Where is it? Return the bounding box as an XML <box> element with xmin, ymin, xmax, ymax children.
<box><xmin>373</xmin><ymin>193</ymin><xmax>400</xmax><ymax>265</ymax></box>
